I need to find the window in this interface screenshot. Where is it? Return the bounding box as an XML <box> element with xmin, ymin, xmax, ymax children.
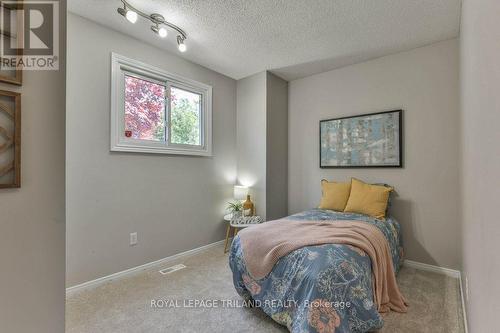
<box><xmin>111</xmin><ymin>53</ymin><xmax>212</xmax><ymax>156</ymax></box>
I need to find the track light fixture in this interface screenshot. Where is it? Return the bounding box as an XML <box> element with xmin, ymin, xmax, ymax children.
<box><xmin>117</xmin><ymin>0</ymin><xmax>187</xmax><ymax>51</ymax></box>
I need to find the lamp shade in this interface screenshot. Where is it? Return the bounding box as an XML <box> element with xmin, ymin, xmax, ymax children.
<box><xmin>234</xmin><ymin>185</ymin><xmax>248</xmax><ymax>200</ymax></box>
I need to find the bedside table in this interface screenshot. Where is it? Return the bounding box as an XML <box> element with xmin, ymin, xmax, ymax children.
<box><xmin>223</xmin><ymin>214</ymin><xmax>263</xmax><ymax>253</ymax></box>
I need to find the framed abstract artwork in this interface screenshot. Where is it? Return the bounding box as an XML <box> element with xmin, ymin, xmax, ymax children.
<box><xmin>0</xmin><ymin>90</ymin><xmax>21</xmax><ymax>188</ymax></box>
<box><xmin>320</xmin><ymin>110</ymin><xmax>402</xmax><ymax>168</ymax></box>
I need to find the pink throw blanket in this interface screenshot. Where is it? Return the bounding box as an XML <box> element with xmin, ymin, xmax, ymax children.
<box><xmin>238</xmin><ymin>219</ymin><xmax>408</xmax><ymax>313</ymax></box>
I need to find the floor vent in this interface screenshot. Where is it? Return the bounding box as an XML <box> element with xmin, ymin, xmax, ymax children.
<box><xmin>159</xmin><ymin>264</ymin><xmax>186</xmax><ymax>275</ymax></box>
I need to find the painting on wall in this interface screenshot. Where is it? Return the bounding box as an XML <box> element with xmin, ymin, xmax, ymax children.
<box><xmin>0</xmin><ymin>90</ymin><xmax>21</xmax><ymax>188</ymax></box>
<box><xmin>320</xmin><ymin>110</ymin><xmax>402</xmax><ymax>168</ymax></box>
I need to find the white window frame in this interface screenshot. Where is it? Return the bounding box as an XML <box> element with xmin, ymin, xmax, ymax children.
<box><xmin>111</xmin><ymin>53</ymin><xmax>212</xmax><ymax>156</ymax></box>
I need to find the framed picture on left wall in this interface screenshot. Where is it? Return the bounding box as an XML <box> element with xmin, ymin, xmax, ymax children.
<box><xmin>0</xmin><ymin>90</ymin><xmax>21</xmax><ymax>188</ymax></box>
<box><xmin>0</xmin><ymin>2</ymin><xmax>23</xmax><ymax>86</ymax></box>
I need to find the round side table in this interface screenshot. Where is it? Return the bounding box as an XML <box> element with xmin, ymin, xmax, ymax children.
<box><xmin>223</xmin><ymin>214</ymin><xmax>260</xmax><ymax>253</ymax></box>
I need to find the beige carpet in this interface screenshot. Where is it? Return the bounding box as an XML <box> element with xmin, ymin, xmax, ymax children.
<box><xmin>66</xmin><ymin>243</ymin><xmax>465</xmax><ymax>333</ymax></box>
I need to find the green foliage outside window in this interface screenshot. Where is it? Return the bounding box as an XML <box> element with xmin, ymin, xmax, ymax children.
<box><xmin>170</xmin><ymin>97</ymin><xmax>200</xmax><ymax>145</ymax></box>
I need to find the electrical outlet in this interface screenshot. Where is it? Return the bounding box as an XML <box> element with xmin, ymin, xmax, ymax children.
<box><xmin>465</xmin><ymin>276</ymin><xmax>470</xmax><ymax>301</ymax></box>
<box><xmin>130</xmin><ymin>232</ymin><xmax>138</xmax><ymax>246</ymax></box>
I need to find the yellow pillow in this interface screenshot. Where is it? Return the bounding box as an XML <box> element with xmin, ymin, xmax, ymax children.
<box><xmin>318</xmin><ymin>180</ymin><xmax>351</xmax><ymax>211</ymax></box>
<box><xmin>344</xmin><ymin>178</ymin><xmax>393</xmax><ymax>219</ymax></box>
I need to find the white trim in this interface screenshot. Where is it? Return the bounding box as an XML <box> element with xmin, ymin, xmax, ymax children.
<box><xmin>458</xmin><ymin>274</ymin><xmax>469</xmax><ymax>333</ymax></box>
<box><xmin>66</xmin><ymin>240</ymin><xmax>225</xmax><ymax>296</ymax></box>
<box><xmin>403</xmin><ymin>259</ymin><xmax>460</xmax><ymax>278</ymax></box>
<box><xmin>404</xmin><ymin>260</ymin><xmax>468</xmax><ymax>332</ymax></box>
<box><xmin>110</xmin><ymin>53</ymin><xmax>213</xmax><ymax>157</ymax></box>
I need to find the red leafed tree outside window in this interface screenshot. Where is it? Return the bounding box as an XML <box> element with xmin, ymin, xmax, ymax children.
<box><xmin>124</xmin><ymin>75</ymin><xmax>166</xmax><ymax>141</ymax></box>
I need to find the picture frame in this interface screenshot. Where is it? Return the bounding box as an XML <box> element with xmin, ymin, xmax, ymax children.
<box><xmin>320</xmin><ymin>110</ymin><xmax>403</xmax><ymax>168</ymax></box>
<box><xmin>0</xmin><ymin>90</ymin><xmax>21</xmax><ymax>188</ymax></box>
<box><xmin>0</xmin><ymin>52</ymin><xmax>23</xmax><ymax>85</ymax></box>
<box><xmin>0</xmin><ymin>1</ymin><xmax>23</xmax><ymax>86</ymax></box>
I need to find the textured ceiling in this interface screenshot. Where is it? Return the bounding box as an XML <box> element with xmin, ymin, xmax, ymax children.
<box><xmin>68</xmin><ymin>0</ymin><xmax>461</xmax><ymax>81</ymax></box>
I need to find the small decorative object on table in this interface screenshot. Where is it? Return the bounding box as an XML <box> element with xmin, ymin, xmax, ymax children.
<box><xmin>226</xmin><ymin>200</ymin><xmax>243</xmax><ymax>218</ymax></box>
<box><xmin>224</xmin><ymin>215</ymin><xmax>263</xmax><ymax>253</ymax></box>
<box><xmin>242</xmin><ymin>195</ymin><xmax>255</xmax><ymax>216</ymax></box>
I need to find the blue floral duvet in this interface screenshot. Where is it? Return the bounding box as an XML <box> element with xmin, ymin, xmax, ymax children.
<box><xmin>229</xmin><ymin>209</ymin><xmax>404</xmax><ymax>333</ymax></box>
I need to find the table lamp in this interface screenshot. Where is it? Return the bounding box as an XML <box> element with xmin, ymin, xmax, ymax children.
<box><xmin>233</xmin><ymin>185</ymin><xmax>248</xmax><ymax>201</ymax></box>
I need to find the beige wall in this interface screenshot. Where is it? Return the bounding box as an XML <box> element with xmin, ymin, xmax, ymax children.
<box><xmin>236</xmin><ymin>72</ymin><xmax>267</xmax><ymax>218</ymax></box>
<box><xmin>460</xmin><ymin>0</ymin><xmax>500</xmax><ymax>330</ymax></box>
<box><xmin>0</xmin><ymin>2</ymin><xmax>66</xmax><ymax>332</ymax></box>
<box><xmin>236</xmin><ymin>71</ymin><xmax>288</xmax><ymax>220</ymax></box>
<box><xmin>266</xmin><ymin>72</ymin><xmax>288</xmax><ymax>220</ymax></box>
<box><xmin>288</xmin><ymin>39</ymin><xmax>461</xmax><ymax>269</ymax></box>
<box><xmin>66</xmin><ymin>14</ymin><xmax>237</xmax><ymax>287</ymax></box>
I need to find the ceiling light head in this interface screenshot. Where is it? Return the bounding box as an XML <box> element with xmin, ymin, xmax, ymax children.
<box><xmin>158</xmin><ymin>27</ymin><xmax>168</xmax><ymax>38</ymax></box>
<box><xmin>177</xmin><ymin>36</ymin><xmax>186</xmax><ymax>52</ymax></box>
<box><xmin>125</xmin><ymin>9</ymin><xmax>138</xmax><ymax>23</ymax></box>
<box><xmin>152</xmin><ymin>25</ymin><xmax>168</xmax><ymax>38</ymax></box>
<box><xmin>117</xmin><ymin>6</ymin><xmax>137</xmax><ymax>24</ymax></box>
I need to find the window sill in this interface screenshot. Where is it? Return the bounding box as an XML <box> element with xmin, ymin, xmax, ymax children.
<box><xmin>111</xmin><ymin>142</ymin><xmax>212</xmax><ymax>157</ymax></box>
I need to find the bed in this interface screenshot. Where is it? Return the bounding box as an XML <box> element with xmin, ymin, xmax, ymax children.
<box><xmin>228</xmin><ymin>209</ymin><xmax>404</xmax><ymax>333</ymax></box>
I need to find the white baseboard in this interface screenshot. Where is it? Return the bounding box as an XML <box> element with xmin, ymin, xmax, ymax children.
<box><xmin>404</xmin><ymin>259</ymin><xmax>468</xmax><ymax>333</ymax></box>
<box><xmin>403</xmin><ymin>259</ymin><xmax>460</xmax><ymax>278</ymax></box>
<box><xmin>66</xmin><ymin>239</ymin><xmax>226</xmax><ymax>296</ymax></box>
<box><xmin>458</xmin><ymin>274</ymin><xmax>469</xmax><ymax>333</ymax></box>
